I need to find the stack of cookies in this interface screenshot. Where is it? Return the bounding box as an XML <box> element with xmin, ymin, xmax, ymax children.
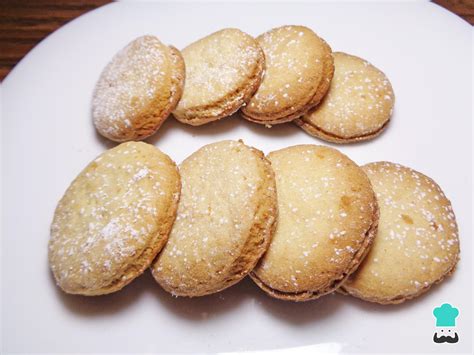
<box><xmin>49</xmin><ymin>140</ymin><xmax>459</xmax><ymax>305</ymax></box>
<box><xmin>92</xmin><ymin>25</ymin><xmax>394</xmax><ymax>144</ymax></box>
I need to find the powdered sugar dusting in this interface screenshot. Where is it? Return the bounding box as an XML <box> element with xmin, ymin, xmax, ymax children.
<box><xmin>355</xmin><ymin>162</ymin><xmax>460</xmax><ymax>296</ymax></box>
<box><xmin>49</xmin><ymin>142</ymin><xmax>179</xmax><ymax>291</ymax></box>
<box><xmin>305</xmin><ymin>52</ymin><xmax>394</xmax><ymax>138</ymax></box>
<box><xmin>176</xmin><ymin>29</ymin><xmax>262</xmax><ymax>110</ymax></box>
<box><xmin>92</xmin><ymin>36</ymin><xmax>169</xmax><ymax>137</ymax></box>
<box><xmin>153</xmin><ymin>140</ymin><xmax>274</xmax><ymax>295</ymax></box>
<box><xmin>255</xmin><ymin>145</ymin><xmax>376</xmax><ymax>294</ymax></box>
<box><xmin>246</xmin><ymin>26</ymin><xmax>325</xmax><ymax>115</ymax></box>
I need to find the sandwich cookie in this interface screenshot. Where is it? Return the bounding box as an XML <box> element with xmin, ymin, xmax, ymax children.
<box><xmin>49</xmin><ymin>142</ymin><xmax>181</xmax><ymax>295</ymax></box>
<box><xmin>251</xmin><ymin>145</ymin><xmax>378</xmax><ymax>301</ymax></box>
<box><xmin>92</xmin><ymin>35</ymin><xmax>185</xmax><ymax>142</ymax></box>
<box><xmin>241</xmin><ymin>25</ymin><xmax>334</xmax><ymax>125</ymax></box>
<box><xmin>295</xmin><ymin>52</ymin><xmax>394</xmax><ymax>143</ymax></box>
<box><xmin>152</xmin><ymin>140</ymin><xmax>277</xmax><ymax>297</ymax></box>
<box><xmin>341</xmin><ymin>162</ymin><xmax>459</xmax><ymax>304</ymax></box>
<box><xmin>173</xmin><ymin>29</ymin><xmax>264</xmax><ymax>125</ymax></box>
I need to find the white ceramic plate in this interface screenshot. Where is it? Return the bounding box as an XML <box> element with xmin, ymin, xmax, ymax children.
<box><xmin>1</xmin><ymin>1</ymin><xmax>472</xmax><ymax>353</ymax></box>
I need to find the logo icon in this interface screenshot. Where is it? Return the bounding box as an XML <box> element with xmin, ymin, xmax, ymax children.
<box><xmin>433</xmin><ymin>303</ymin><xmax>459</xmax><ymax>344</ymax></box>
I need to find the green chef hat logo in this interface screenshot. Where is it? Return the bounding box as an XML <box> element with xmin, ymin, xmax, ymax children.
<box><xmin>433</xmin><ymin>303</ymin><xmax>459</xmax><ymax>327</ymax></box>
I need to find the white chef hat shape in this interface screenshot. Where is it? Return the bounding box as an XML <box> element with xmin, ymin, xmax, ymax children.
<box><xmin>433</xmin><ymin>303</ymin><xmax>459</xmax><ymax>327</ymax></box>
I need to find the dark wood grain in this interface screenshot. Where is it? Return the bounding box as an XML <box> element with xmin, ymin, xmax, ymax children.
<box><xmin>0</xmin><ymin>0</ymin><xmax>111</xmax><ymax>80</ymax></box>
<box><xmin>433</xmin><ymin>0</ymin><xmax>474</xmax><ymax>24</ymax></box>
<box><xmin>0</xmin><ymin>0</ymin><xmax>472</xmax><ymax>81</ymax></box>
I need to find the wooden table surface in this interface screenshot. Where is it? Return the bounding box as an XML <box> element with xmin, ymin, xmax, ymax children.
<box><xmin>0</xmin><ymin>0</ymin><xmax>472</xmax><ymax>81</ymax></box>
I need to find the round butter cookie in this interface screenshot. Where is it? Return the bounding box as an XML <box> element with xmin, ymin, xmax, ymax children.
<box><xmin>341</xmin><ymin>162</ymin><xmax>459</xmax><ymax>304</ymax></box>
<box><xmin>251</xmin><ymin>145</ymin><xmax>378</xmax><ymax>301</ymax></box>
<box><xmin>92</xmin><ymin>35</ymin><xmax>185</xmax><ymax>142</ymax></box>
<box><xmin>295</xmin><ymin>52</ymin><xmax>394</xmax><ymax>143</ymax></box>
<box><xmin>49</xmin><ymin>142</ymin><xmax>181</xmax><ymax>295</ymax></box>
<box><xmin>152</xmin><ymin>140</ymin><xmax>277</xmax><ymax>297</ymax></box>
<box><xmin>173</xmin><ymin>29</ymin><xmax>264</xmax><ymax>125</ymax></box>
<box><xmin>241</xmin><ymin>25</ymin><xmax>334</xmax><ymax>125</ymax></box>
